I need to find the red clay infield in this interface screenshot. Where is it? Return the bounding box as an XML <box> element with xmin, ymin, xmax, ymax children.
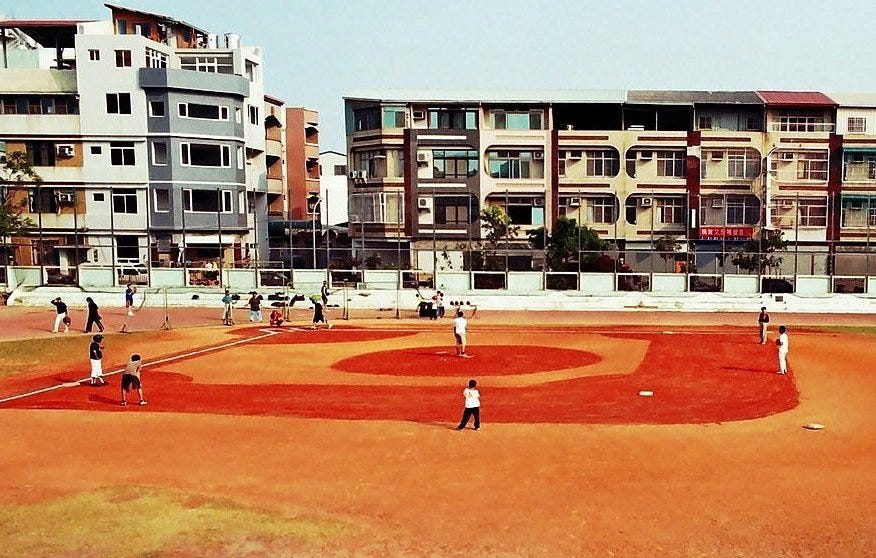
<box><xmin>3</xmin><ymin>325</ymin><xmax>798</xmax><ymax>424</ymax></box>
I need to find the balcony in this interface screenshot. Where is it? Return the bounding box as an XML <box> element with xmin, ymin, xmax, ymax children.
<box><xmin>0</xmin><ymin>114</ymin><xmax>80</xmax><ymax>136</ymax></box>
<box><xmin>266</xmin><ymin>176</ymin><xmax>284</xmax><ymax>194</ymax></box>
<box><xmin>266</xmin><ymin>136</ymin><xmax>283</xmax><ymax>159</ymax></box>
<box><xmin>138</xmin><ymin>68</ymin><xmax>249</xmax><ymax>97</ymax></box>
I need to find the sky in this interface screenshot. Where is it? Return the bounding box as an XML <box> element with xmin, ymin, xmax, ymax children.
<box><xmin>5</xmin><ymin>0</ymin><xmax>876</xmax><ymax>151</ymax></box>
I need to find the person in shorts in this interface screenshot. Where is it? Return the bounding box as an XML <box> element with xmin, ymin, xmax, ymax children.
<box><xmin>453</xmin><ymin>310</ymin><xmax>468</xmax><ymax>356</ymax></box>
<box><xmin>89</xmin><ymin>334</ymin><xmax>107</xmax><ymax>386</ymax></box>
<box><xmin>120</xmin><ymin>354</ymin><xmax>146</xmax><ymax>406</ymax></box>
<box><xmin>125</xmin><ymin>284</ymin><xmax>136</xmax><ymax>316</ymax></box>
<box><xmin>248</xmin><ymin>292</ymin><xmax>263</xmax><ymax>322</ymax></box>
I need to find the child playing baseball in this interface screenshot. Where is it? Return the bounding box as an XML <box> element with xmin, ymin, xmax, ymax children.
<box><xmin>120</xmin><ymin>354</ymin><xmax>147</xmax><ymax>406</ymax></box>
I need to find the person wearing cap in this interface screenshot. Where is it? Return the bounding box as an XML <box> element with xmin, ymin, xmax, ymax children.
<box><xmin>51</xmin><ymin>297</ymin><xmax>69</xmax><ymax>333</ymax></box>
<box><xmin>89</xmin><ymin>334</ymin><xmax>107</xmax><ymax>386</ymax></box>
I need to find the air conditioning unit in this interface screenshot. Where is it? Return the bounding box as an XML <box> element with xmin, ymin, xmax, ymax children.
<box><xmin>412</xmin><ymin>110</ymin><xmax>426</xmax><ymax>120</ymax></box>
<box><xmin>711</xmin><ymin>150</ymin><xmax>724</xmax><ymax>160</ymax></box>
<box><xmin>533</xmin><ymin>198</ymin><xmax>544</xmax><ymax>207</ymax></box>
<box><xmin>779</xmin><ymin>152</ymin><xmax>794</xmax><ymax>161</ymax></box>
<box><xmin>56</xmin><ymin>144</ymin><xmax>74</xmax><ymax>157</ymax></box>
<box><xmin>417</xmin><ymin>197</ymin><xmax>430</xmax><ymax>209</ymax></box>
<box><xmin>567</xmin><ymin>197</ymin><xmax>580</xmax><ymax>208</ymax></box>
<box><xmin>57</xmin><ymin>192</ymin><xmax>75</xmax><ymax>204</ymax></box>
<box><xmin>711</xmin><ymin>198</ymin><xmax>724</xmax><ymax>208</ymax></box>
<box><xmin>639</xmin><ymin>151</ymin><xmax>653</xmax><ymax>160</ymax></box>
<box><xmin>416</xmin><ymin>151</ymin><xmax>432</xmax><ymax>163</ymax></box>
<box><xmin>534</xmin><ymin>151</ymin><xmax>544</xmax><ymax>160</ymax></box>
<box><xmin>640</xmin><ymin>197</ymin><xmax>653</xmax><ymax>207</ymax></box>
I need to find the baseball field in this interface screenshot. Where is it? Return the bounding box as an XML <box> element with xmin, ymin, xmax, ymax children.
<box><xmin>0</xmin><ymin>304</ymin><xmax>874</xmax><ymax>557</ymax></box>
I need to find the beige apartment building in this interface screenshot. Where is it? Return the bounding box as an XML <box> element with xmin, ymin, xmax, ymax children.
<box><xmin>344</xmin><ymin>90</ymin><xmax>876</xmax><ymax>293</ymax></box>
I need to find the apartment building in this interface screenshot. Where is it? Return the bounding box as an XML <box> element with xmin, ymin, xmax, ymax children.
<box><xmin>0</xmin><ymin>3</ymin><xmax>269</xmax><ymax>284</ymax></box>
<box><xmin>344</xmin><ymin>90</ymin><xmax>876</xmax><ymax>291</ymax></box>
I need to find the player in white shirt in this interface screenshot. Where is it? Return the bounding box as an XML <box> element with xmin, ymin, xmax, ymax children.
<box><xmin>775</xmin><ymin>325</ymin><xmax>790</xmax><ymax>375</ymax></box>
<box><xmin>456</xmin><ymin>379</ymin><xmax>480</xmax><ymax>431</ymax></box>
<box><xmin>453</xmin><ymin>310</ymin><xmax>468</xmax><ymax>356</ymax></box>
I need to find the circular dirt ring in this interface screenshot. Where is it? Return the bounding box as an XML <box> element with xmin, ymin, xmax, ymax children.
<box><xmin>333</xmin><ymin>345</ymin><xmax>600</xmax><ymax>376</ymax></box>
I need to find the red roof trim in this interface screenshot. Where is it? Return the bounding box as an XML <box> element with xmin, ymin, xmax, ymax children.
<box><xmin>756</xmin><ymin>91</ymin><xmax>836</xmax><ymax>106</ymax></box>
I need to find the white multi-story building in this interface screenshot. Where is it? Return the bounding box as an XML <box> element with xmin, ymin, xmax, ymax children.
<box><xmin>0</xmin><ymin>4</ymin><xmax>270</xmax><ymax>285</ymax></box>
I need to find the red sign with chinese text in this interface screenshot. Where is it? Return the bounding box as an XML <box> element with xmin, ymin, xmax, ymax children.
<box><xmin>698</xmin><ymin>226</ymin><xmax>754</xmax><ymax>240</ymax></box>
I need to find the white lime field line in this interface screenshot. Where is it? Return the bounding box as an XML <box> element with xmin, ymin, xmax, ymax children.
<box><xmin>0</xmin><ymin>328</ymin><xmax>282</xmax><ymax>405</ymax></box>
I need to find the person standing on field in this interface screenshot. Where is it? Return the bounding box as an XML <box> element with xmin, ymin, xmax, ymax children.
<box><xmin>89</xmin><ymin>334</ymin><xmax>107</xmax><ymax>386</ymax></box>
<box><xmin>758</xmin><ymin>306</ymin><xmax>770</xmax><ymax>344</ymax></box>
<box><xmin>221</xmin><ymin>289</ymin><xmax>234</xmax><ymax>325</ymax></box>
<box><xmin>248</xmin><ymin>292</ymin><xmax>263</xmax><ymax>322</ymax></box>
<box><xmin>120</xmin><ymin>353</ymin><xmax>147</xmax><ymax>406</ymax></box>
<box><xmin>776</xmin><ymin>325</ymin><xmax>790</xmax><ymax>375</ymax></box>
<box><xmin>50</xmin><ymin>297</ymin><xmax>69</xmax><ymax>333</ymax></box>
<box><xmin>453</xmin><ymin>310</ymin><xmax>468</xmax><ymax>356</ymax></box>
<box><xmin>125</xmin><ymin>284</ymin><xmax>136</xmax><ymax>316</ymax></box>
<box><xmin>456</xmin><ymin>379</ymin><xmax>480</xmax><ymax>431</ymax></box>
<box><xmin>84</xmin><ymin>297</ymin><xmax>105</xmax><ymax>333</ymax></box>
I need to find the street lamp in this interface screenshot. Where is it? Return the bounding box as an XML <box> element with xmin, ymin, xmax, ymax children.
<box><xmin>307</xmin><ymin>193</ymin><xmax>321</xmax><ymax>269</ymax></box>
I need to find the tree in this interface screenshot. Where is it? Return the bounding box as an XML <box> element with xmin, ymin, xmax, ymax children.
<box><xmin>731</xmin><ymin>229</ymin><xmax>787</xmax><ymax>275</ymax></box>
<box><xmin>0</xmin><ymin>150</ymin><xmax>40</xmax><ymax>264</ymax></box>
<box><xmin>653</xmin><ymin>234</ymin><xmax>682</xmax><ymax>272</ymax></box>
<box><xmin>477</xmin><ymin>205</ymin><xmax>518</xmax><ymax>271</ymax></box>
<box><xmin>527</xmin><ymin>217</ymin><xmax>607</xmax><ymax>271</ymax></box>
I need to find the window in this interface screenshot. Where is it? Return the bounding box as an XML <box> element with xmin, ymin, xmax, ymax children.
<box><xmin>179</xmin><ymin>55</ymin><xmax>233</xmax><ymax>74</ymax></box>
<box><xmin>725</xmin><ymin>195</ymin><xmax>760</xmax><ymax>225</ymax></box>
<box><xmin>88</xmin><ymin>49</ymin><xmax>100</xmax><ymax>61</ymax></box>
<box><xmin>435</xmin><ymin>196</ymin><xmax>476</xmax><ymax>224</ymax></box>
<box><xmin>796</xmin><ymin>151</ymin><xmax>828</xmax><ymax>180</ymax></box>
<box><xmin>133</xmin><ymin>23</ymin><xmax>151</xmax><ymax>37</ymax></box>
<box><xmin>847</xmin><ymin>117</ymin><xmax>867</xmax><ymax>133</ymax></box>
<box><xmin>145</xmin><ymin>48</ymin><xmax>167</xmax><ymax>68</ymax></box>
<box><xmin>115</xmin><ymin>235</ymin><xmax>139</xmax><ymax>260</ymax></box>
<box><xmin>149</xmin><ymin>100</ymin><xmax>165</xmax><ymax>117</ymax></box>
<box><xmin>248</xmin><ymin>105</ymin><xmax>259</xmax><ymax>125</ymax></box>
<box><xmin>558</xmin><ymin>158</ymin><xmax>566</xmax><ymax>177</ymax></box>
<box><xmin>349</xmin><ymin>192</ymin><xmax>405</xmax><ymax>223</ymax></box>
<box><xmin>25</xmin><ymin>142</ymin><xmax>56</xmax><ymax>166</ymax></box>
<box><xmin>656</xmin><ymin>151</ymin><xmax>686</xmax><ymax>178</ymax></box>
<box><xmin>180</xmin><ymin>143</ymin><xmax>230</xmax><ymax>167</ymax></box>
<box><xmin>798</xmin><ymin>198</ymin><xmax>828</xmax><ymax>226</ymax></box>
<box><xmin>492</xmin><ymin>110</ymin><xmax>543</xmax><ymax>130</ymax></box>
<box><xmin>428</xmin><ymin>108</ymin><xmax>478</xmax><ymax>130</ymax></box>
<box><xmin>182</xmin><ymin>189</ymin><xmax>234</xmax><ymax>213</ymax></box>
<box><xmin>234</xmin><ymin>107</ymin><xmax>242</xmax><ymax>123</ymax></box>
<box><xmin>153</xmin><ymin>189</ymin><xmax>170</xmax><ymax>212</ymax></box>
<box><xmin>432</xmin><ymin>150</ymin><xmax>478</xmax><ymax>179</ymax></box>
<box><xmin>382</xmin><ymin>107</ymin><xmax>405</xmax><ymax>128</ymax></box>
<box><xmin>698</xmin><ymin>116</ymin><xmax>713</xmax><ymax>130</ymax></box>
<box><xmin>106</xmin><ymin>93</ymin><xmax>132</xmax><ymax>114</ymax></box>
<box><xmin>585</xmin><ymin>197</ymin><xmax>616</xmax><ymax>224</ymax></box>
<box><xmin>115</xmin><ymin>49</ymin><xmax>132</xmax><ymax>67</ymax></box>
<box><xmin>333</xmin><ymin>164</ymin><xmax>347</xmax><ymax>176</ymax></box>
<box><xmin>151</xmin><ymin>142</ymin><xmax>168</xmax><ymax>165</ymax></box>
<box><xmin>844</xmin><ymin>154</ymin><xmax>876</xmax><ymax>181</ymax></box>
<box><xmin>28</xmin><ymin>188</ymin><xmax>58</xmax><ymax>213</ymax></box>
<box><xmin>487</xmin><ymin>150</ymin><xmax>545</xmax><ymax>179</ymax></box>
<box><xmin>354</xmin><ymin>108</ymin><xmax>380</xmax><ymax>131</ymax></box>
<box><xmin>777</xmin><ymin>111</ymin><xmax>827</xmax><ymax>132</ymax></box>
<box><xmin>112</xmin><ymin>190</ymin><xmax>138</xmax><ymax>214</ymax></box>
<box><xmin>657</xmin><ymin>197</ymin><xmax>685</xmax><ymax>224</ymax></box>
<box><xmin>179</xmin><ymin>102</ymin><xmax>229</xmax><ymax>120</ymax></box>
<box><xmin>93</xmin><ymin>193</ymin><xmax>105</xmax><ymax>202</ymax></box>
<box><xmin>110</xmin><ymin>142</ymin><xmax>135</xmax><ymax>166</ymax></box>
<box><xmin>727</xmin><ymin>149</ymin><xmax>760</xmax><ymax>179</ymax></box>
<box><xmin>90</xmin><ymin>146</ymin><xmax>101</xmax><ymax>155</ymax></box>
<box><xmin>116</xmin><ymin>19</ymin><xmax>127</xmax><ymax>34</ymax></box>
<box><xmin>236</xmin><ymin>146</ymin><xmax>244</xmax><ymax>170</ymax></box>
<box><xmin>585</xmin><ymin>150</ymin><xmax>620</xmax><ymax>177</ymax></box>
<box><xmin>245</xmin><ymin>60</ymin><xmax>258</xmax><ymax>82</ymax></box>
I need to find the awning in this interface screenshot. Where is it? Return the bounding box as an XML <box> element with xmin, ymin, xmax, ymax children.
<box><xmin>842</xmin><ymin>147</ymin><xmax>876</xmax><ymax>153</ymax></box>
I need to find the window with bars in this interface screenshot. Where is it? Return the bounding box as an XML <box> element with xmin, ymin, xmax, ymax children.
<box><xmin>145</xmin><ymin>48</ymin><xmax>167</xmax><ymax>68</ymax></box>
<box><xmin>656</xmin><ymin>151</ymin><xmax>686</xmax><ymax>178</ymax></box>
<box><xmin>585</xmin><ymin>149</ymin><xmax>620</xmax><ymax>177</ymax></box>
<box><xmin>847</xmin><ymin>117</ymin><xmax>867</xmax><ymax>133</ymax></box>
<box><xmin>725</xmin><ymin>195</ymin><xmax>760</xmax><ymax>225</ymax></box>
<box><xmin>796</xmin><ymin>152</ymin><xmax>828</xmax><ymax>180</ymax></box>
<box><xmin>777</xmin><ymin>111</ymin><xmax>827</xmax><ymax>132</ymax></box>
<box><xmin>843</xmin><ymin>154</ymin><xmax>876</xmax><ymax>181</ymax></box>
